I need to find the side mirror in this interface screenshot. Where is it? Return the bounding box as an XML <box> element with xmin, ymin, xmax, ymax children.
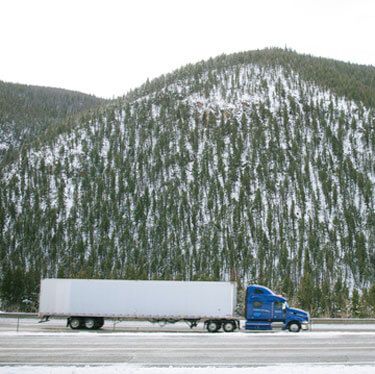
<box><xmin>282</xmin><ymin>303</ymin><xmax>286</xmax><ymax>311</ymax></box>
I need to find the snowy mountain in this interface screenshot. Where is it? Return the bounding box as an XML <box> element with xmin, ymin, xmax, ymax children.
<box><xmin>1</xmin><ymin>48</ymin><xmax>374</xmax><ymax>316</ymax></box>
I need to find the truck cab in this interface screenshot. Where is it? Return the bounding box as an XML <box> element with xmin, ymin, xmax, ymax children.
<box><xmin>245</xmin><ymin>285</ymin><xmax>309</xmax><ymax>332</ymax></box>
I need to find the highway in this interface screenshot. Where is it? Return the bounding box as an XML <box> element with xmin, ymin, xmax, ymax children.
<box><xmin>1</xmin><ymin>318</ymin><xmax>375</xmax><ymax>366</ymax></box>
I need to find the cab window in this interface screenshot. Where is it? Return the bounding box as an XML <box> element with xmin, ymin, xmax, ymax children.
<box><xmin>253</xmin><ymin>301</ymin><xmax>263</xmax><ymax>308</ymax></box>
<box><xmin>274</xmin><ymin>301</ymin><xmax>283</xmax><ymax>309</ymax></box>
<box><xmin>254</xmin><ymin>289</ymin><xmax>264</xmax><ymax>295</ymax></box>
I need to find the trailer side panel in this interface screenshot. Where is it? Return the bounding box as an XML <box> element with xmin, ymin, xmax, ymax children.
<box><xmin>39</xmin><ymin>279</ymin><xmax>236</xmax><ymax>319</ymax></box>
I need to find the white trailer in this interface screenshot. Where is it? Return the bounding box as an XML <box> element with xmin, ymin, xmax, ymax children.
<box><xmin>38</xmin><ymin>278</ymin><xmax>239</xmax><ymax>332</ymax></box>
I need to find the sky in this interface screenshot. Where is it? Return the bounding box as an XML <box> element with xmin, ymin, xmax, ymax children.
<box><xmin>0</xmin><ymin>0</ymin><xmax>374</xmax><ymax>98</ymax></box>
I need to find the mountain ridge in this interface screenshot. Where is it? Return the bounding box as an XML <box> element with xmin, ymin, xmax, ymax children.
<box><xmin>0</xmin><ymin>79</ymin><xmax>107</xmax><ymax>166</ymax></box>
<box><xmin>125</xmin><ymin>48</ymin><xmax>375</xmax><ymax>108</ymax></box>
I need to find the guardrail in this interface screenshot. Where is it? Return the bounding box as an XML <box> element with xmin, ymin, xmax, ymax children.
<box><xmin>0</xmin><ymin>312</ymin><xmax>38</xmax><ymax>318</ymax></box>
<box><xmin>312</xmin><ymin>318</ymin><xmax>375</xmax><ymax>324</ymax></box>
<box><xmin>0</xmin><ymin>312</ymin><xmax>38</xmax><ymax>332</ymax></box>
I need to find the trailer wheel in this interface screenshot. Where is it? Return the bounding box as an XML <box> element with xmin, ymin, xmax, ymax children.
<box><xmin>94</xmin><ymin>317</ymin><xmax>104</xmax><ymax>329</ymax></box>
<box><xmin>206</xmin><ymin>321</ymin><xmax>220</xmax><ymax>333</ymax></box>
<box><xmin>69</xmin><ymin>317</ymin><xmax>82</xmax><ymax>330</ymax></box>
<box><xmin>223</xmin><ymin>321</ymin><xmax>236</xmax><ymax>332</ymax></box>
<box><xmin>288</xmin><ymin>322</ymin><xmax>301</xmax><ymax>332</ymax></box>
<box><xmin>84</xmin><ymin>318</ymin><xmax>96</xmax><ymax>330</ymax></box>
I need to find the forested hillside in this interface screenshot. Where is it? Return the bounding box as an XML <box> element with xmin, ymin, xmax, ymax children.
<box><xmin>0</xmin><ymin>80</ymin><xmax>105</xmax><ymax>165</ymax></box>
<box><xmin>1</xmin><ymin>48</ymin><xmax>374</xmax><ymax>316</ymax></box>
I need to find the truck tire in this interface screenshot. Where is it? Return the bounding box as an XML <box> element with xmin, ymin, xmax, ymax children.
<box><xmin>206</xmin><ymin>320</ymin><xmax>220</xmax><ymax>333</ymax></box>
<box><xmin>94</xmin><ymin>317</ymin><xmax>104</xmax><ymax>329</ymax></box>
<box><xmin>223</xmin><ymin>321</ymin><xmax>236</xmax><ymax>332</ymax></box>
<box><xmin>288</xmin><ymin>322</ymin><xmax>301</xmax><ymax>332</ymax></box>
<box><xmin>69</xmin><ymin>317</ymin><xmax>82</xmax><ymax>330</ymax></box>
<box><xmin>84</xmin><ymin>318</ymin><xmax>96</xmax><ymax>330</ymax></box>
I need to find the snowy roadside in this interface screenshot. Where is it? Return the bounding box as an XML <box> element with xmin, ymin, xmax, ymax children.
<box><xmin>1</xmin><ymin>365</ymin><xmax>375</xmax><ymax>374</ymax></box>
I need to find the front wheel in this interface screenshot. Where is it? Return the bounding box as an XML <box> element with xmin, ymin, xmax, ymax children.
<box><xmin>288</xmin><ymin>322</ymin><xmax>301</xmax><ymax>332</ymax></box>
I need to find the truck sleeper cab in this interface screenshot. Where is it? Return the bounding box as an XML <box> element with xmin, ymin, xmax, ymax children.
<box><xmin>245</xmin><ymin>285</ymin><xmax>309</xmax><ymax>332</ymax></box>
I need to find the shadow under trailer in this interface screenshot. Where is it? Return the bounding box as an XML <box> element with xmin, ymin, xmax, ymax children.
<box><xmin>38</xmin><ymin>279</ymin><xmax>310</xmax><ymax>332</ymax></box>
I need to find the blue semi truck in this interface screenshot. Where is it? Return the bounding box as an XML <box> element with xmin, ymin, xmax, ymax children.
<box><xmin>39</xmin><ymin>279</ymin><xmax>310</xmax><ymax>332</ymax></box>
<box><xmin>245</xmin><ymin>284</ymin><xmax>310</xmax><ymax>332</ymax></box>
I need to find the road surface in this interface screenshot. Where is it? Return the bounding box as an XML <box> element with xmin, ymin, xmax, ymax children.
<box><xmin>1</xmin><ymin>318</ymin><xmax>375</xmax><ymax>366</ymax></box>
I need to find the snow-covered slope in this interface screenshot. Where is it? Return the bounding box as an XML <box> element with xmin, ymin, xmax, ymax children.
<box><xmin>0</xmin><ymin>50</ymin><xmax>374</xmax><ymax>315</ymax></box>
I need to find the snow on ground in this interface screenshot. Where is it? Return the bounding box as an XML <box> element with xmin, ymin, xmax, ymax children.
<box><xmin>1</xmin><ymin>365</ymin><xmax>375</xmax><ymax>374</ymax></box>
